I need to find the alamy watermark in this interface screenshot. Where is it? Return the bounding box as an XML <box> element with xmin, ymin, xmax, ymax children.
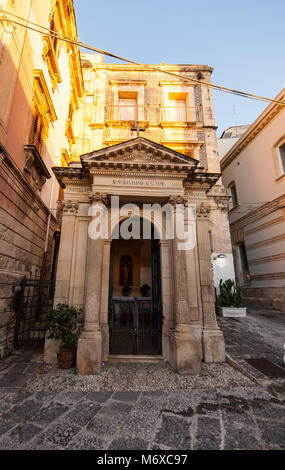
<box><xmin>88</xmin><ymin>196</ymin><xmax>197</xmax><ymax>251</ymax></box>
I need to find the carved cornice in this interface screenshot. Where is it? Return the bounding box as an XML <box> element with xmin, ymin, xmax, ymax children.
<box><xmin>230</xmin><ymin>194</ymin><xmax>285</xmax><ymax>231</ymax></box>
<box><xmin>221</xmin><ymin>89</ymin><xmax>285</xmax><ymax>171</ymax></box>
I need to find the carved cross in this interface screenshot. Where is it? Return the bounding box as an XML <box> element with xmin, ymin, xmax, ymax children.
<box><xmin>131</xmin><ymin>121</ymin><xmax>145</xmax><ymax>137</ymax></box>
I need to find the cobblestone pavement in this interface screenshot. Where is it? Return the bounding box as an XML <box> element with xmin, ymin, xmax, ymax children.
<box><xmin>217</xmin><ymin>307</ymin><xmax>285</xmax><ymax>401</ymax></box>
<box><xmin>0</xmin><ymin>384</ymin><xmax>284</xmax><ymax>450</ymax></box>
<box><xmin>0</xmin><ymin>308</ymin><xmax>284</xmax><ymax>450</ymax></box>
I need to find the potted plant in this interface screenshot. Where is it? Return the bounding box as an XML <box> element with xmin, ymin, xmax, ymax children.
<box><xmin>44</xmin><ymin>303</ymin><xmax>83</xmax><ymax>369</ymax></box>
<box><xmin>217</xmin><ymin>279</ymin><xmax>247</xmax><ymax>317</ymax></box>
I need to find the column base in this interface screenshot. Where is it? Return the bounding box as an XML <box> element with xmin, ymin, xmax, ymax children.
<box><xmin>203</xmin><ymin>328</ymin><xmax>225</xmax><ymax>363</ymax></box>
<box><xmin>168</xmin><ymin>325</ymin><xmax>202</xmax><ymax>374</ymax></box>
<box><xmin>76</xmin><ymin>329</ymin><xmax>102</xmax><ymax>374</ymax></box>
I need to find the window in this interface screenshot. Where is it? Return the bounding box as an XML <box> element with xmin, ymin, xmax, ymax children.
<box><xmin>238</xmin><ymin>243</ymin><xmax>250</xmax><ymax>284</ymax></box>
<box><xmin>30</xmin><ymin>111</ymin><xmax>44</xmax><ymax>153</ymax></box>
<box><xmin>166</xmin><ymin>92</ymin><xmax>187</xmax><ymax>122</ymax></box>
<box><xmin>49</xmin><ymin>15</ymin><xmax>58</xmax><ymax>53</ymax></box>
<box><xmin>278</xmin><ymin>142</ymin><xmax>285</xmax><ymax>174</ymax></box>
<box><xmin>118</xmin><ymin>91</ymin><xmax>138</xmax><ymax>121</ymax></box>
<box><xmin>229</xmin><ymin>183</ymin><xmax>238</xmax><ymax>207</ymax></box>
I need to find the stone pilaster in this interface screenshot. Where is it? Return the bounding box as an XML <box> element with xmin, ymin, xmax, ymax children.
<box><xmin>53</xmin><ymin>200</ymin><xmax>79</xmax><ymax>304</ymax></box>
<box><xmin>100</xmin><ymin>239</ymin><xmax>111</xmax><ymax>362</ymax></box>
<box><xmin>76</xmin><ymin>193</ymin><xmax>107</xmax><ymax>374</ymax></box>
<box><xmin>196</xmin><ymin>204</ymin><xmax>225</xmax><ymax>363</ymax></box>
<box><xmin>168</xmin><ymin>197</ymin><xmax>202</xmax><ymax>374</ymax></box>
<box><xmin>44</xmin><ymin>200</ymin><xmax>78</xmax><ymax>363</ymax></box>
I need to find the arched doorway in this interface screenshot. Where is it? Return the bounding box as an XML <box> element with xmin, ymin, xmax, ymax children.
<box><xmin>108</xmin><ymin>218</ymin><xmax>162</xmax><ymax>355</ymax></box>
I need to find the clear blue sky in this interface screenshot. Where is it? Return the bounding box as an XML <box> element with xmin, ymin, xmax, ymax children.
<box><xmin>74</xmin><ymin>0</ymin><xmax>285</xmax><ymax>135</ymax></box>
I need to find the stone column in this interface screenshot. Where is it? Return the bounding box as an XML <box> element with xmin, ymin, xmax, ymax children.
<box><xmin>168</xmin><ymin>197</ymin><xmax>202</xmax><ymax>374</ymax></box>
<box><xmin>44</xmin><ymin>200</ymin><xmax>78</xmax><ymax>363</ymax></box>
<box><xmin>76</xmin><ymin>193</ymin><xmax>107</xmax><ymax>374</ymax></box>
<box><xmin>196</xmin><ymin>203</ymin><xmax>225</xmax><ymax>363</ymax></box>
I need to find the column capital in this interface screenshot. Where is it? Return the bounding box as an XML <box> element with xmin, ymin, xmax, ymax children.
<box><xmin>58</xmin><ymin>200</ymin><xmax>79</xmax><ymax>217</ymax></box>
<box><xmin>168</xmin><ymin>195</ymin><xmax>187</xmax><ymax>206</ymax></box>
<box><xmin>89</xmin><ymin>191</ymin><xmax>108</xmax><ymax>205</ymax></box>
<box><xmin>196</xmin><ymin>202</ymin><xmax>211</xmax><ymax>219</ymax></box>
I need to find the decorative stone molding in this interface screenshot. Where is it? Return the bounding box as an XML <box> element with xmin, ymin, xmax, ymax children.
<box><xmin>23</xmin><ymin>145</ymin><xmax>51</xmax><ymax>191</ymax></box>
<box><xmin>168</xmin><ymin>195</ymin><xmax>187</xmax><ymax>206</ymax></box>
<box><xmin>42</xmin><ymin>35</ymin><xmax>62</xmax><ymax>91</ymax></box>
<box><xmin>59</xmin><ymin>200</ymin><xmax>79</xmax><ymax>216</ymax></box>
<box><xmin>196</xmin><ymin>203</ymin><xmax>211</xmax><ymax>218</ymax></box>
<box><xmin>89</xmin><ymin>192</ymin><xmax>108</xmax><ymax>205</ymax></box>
<box><xmin>214</xmin><ymin>197</ymin><xmax>229</xmax><ymax>212</ymax></box>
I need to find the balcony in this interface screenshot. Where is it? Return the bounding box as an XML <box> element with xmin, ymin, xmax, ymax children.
<box><xmin>160</xmin><ymin>106</ymin><xmax>203</xmax><ymax>126</ymax></box>
<box><xmin>106</xmin><ymin>105</ymin><xmax>149</xmax><ymax>125</ymax></box>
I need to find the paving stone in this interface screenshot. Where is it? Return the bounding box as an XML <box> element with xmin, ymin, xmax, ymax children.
<box><xmin>194</xmin><ymin>416</ymin><xmax>221</xmax><ymax>450</ymax></box>
<box><xmin>67</xmin><ymin>432</ymin><xmax>105</xmax><ymax>450</ymax></box>
<box><xmin>87</xmin><ymin>415</ymin><xmax>121</xmax><ymax>438</ymax></box>
<box><xmin>119</xmin><ymin>411</ymin><xmax>158</xmax><ymax>441</ymax></box>
<box><xmin>86</xmin><ymin>391</ymin><xmax>113</xmax><ymax>403</ymax></box>
<box><xmin>135</xmin><ymin>397</ymin><xmax>165</xmax><ymax>415</ymax></box>
<box><xmin>154</xmin><ymin>414</ymin><xmax>191</xmax><ymax>449</ymax></box>
<box><xmin>34</xmin><ymin>392</ymin><xmax>56</xmax><ymax>402</ymax></box>
<box><xmin>221</xmin><ymin>406</ymin><xmax>255</xmax><ymax>426</ymax></box>
<box><xmin>0</xmin><ymin>374</ymin><xmax>30</xmax><ymax>388</ymax></box>
<box><xmin>38</xmin><ymin>422</ymin><xmax>81</xmax><ymax>448</ymax></box>
<box><xmin>112</xmin><ymin>391</ymin><xmax>140</xmax><ymax>402</ymax></box>
<box><xmin>257</xmin><ymin>420</ymin><xmax>285</xmax><ymax>448</ymax></box>
<box><xmin>0</xmin><ymin>419</ymin><xmax>16</xmax><ymax>436</ymax></box>
<box><xmin>196</xmin><ymin>402</ymin><xmax>220</xmax><ymax>416</ymax></box>
<box><xmin>8</xmin><ymin>423</ymin><xmax>42</xmax><ymax>444</ymax></box>
<box><xmin>3</xmin><ymin>399</ymin><xmax>42</xmax><ymax>422</ymax></box>
<box><xmin>24</xmin><ymin>364</ymin><xmax>40</xmax><ymax>375</ymax></box>
<box><xmin>162</xmin><ymin>394</ymin><xmax>196</xmax><ymax>416</ymax></box>
<box><xmin>65</xmin><ymin>400</ymin><xmax>101</xmax><ymax>426</ymax></box>
<box><xmin>224</xmin><ymin>423</ymin><xmax>261</xmax><ymax>450</ymax></box>
<box><xmin>31</xmin><ymin>402</ymin><xmax>69</xmax><ymax>426</ymax></box>
<box><xmin>250</xmin><ymin>401</ymin><xmax>285</xmax><ymax>421</ymax></box>
<box><xmin>55</xmin><ymin>391</ymin><xmax>89</xmax><ymax>405</ymax></box>
<box><xmin>141</xmin><ymin>391</ymin><xmax>166</xmax><ymax>400</ymax></box>
<box><xmin>5</xmin><ymin>364</ymin><xmax>30</xmax><ymax>375</ymax></box>
<box><xmin>99</xmin><ymin>400</ymin><xmax>133</xmax><ymax>418</ymax></box>
<box><xmin>108</xmin><ymin>436</ymin><xmax>149</xmax><ymax>450</ymax></box>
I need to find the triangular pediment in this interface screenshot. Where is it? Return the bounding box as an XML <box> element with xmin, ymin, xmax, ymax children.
<box><xmin>81</xmin><ymin>137</ymin><xmax>199</xmax><ymax>168</ymax></box>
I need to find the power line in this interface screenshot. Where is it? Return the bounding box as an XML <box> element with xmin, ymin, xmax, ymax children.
<box><xmin>1</xmin><ymin>9</ymin><xmax>285</xmax><ymax>107</ymax></box>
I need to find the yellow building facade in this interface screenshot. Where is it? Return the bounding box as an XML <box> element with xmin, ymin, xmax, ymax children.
<box><xmin>0</xmin><ymin>0</ymin><xmax>83</xmax><ymax>357</ymax></box>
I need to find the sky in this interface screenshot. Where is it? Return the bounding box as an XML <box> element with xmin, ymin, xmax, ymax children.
<box><xmin>73</xmin><ymin>0</ymin><xmax>285</xmax><ymax>135</ymax></box>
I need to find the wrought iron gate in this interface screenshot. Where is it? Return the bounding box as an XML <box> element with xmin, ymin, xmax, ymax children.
<box><xmin>13</xmin><ymin>270</ymin><xmax>55</xmax><ymax>348</ymax></box>
<box><xmin>109</xmin><ymin>299</ymin><xmax>162</xmax><ymax>355</ymax></box>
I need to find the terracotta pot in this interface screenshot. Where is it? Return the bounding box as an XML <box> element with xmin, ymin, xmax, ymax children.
<box><xmin>57</xmin><ymin>347</ymin><xmax>76</xmax><ymax>369</ymax></box>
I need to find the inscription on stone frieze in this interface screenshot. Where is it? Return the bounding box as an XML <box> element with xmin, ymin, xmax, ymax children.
<box><xmin>112</xmin><ymin>179</ymin><xmax>165</xmax><ymax>187</ymax></box>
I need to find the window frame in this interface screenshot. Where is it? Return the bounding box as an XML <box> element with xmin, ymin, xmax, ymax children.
<box><xmin>228</xmin><ymin>182</ymin><xmax>238</xmax><ymax>209</ymax></box>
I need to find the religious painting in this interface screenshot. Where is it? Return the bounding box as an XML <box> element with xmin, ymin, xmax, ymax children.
<box><xmin>119</xmin><ymin>255</ymin><xmax>133</xmax><ymax>286</ymax></box>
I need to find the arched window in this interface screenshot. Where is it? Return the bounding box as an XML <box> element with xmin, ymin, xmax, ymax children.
<box><xmin>119</xmin><ymin>255</ymin><xmax>133</xmax><ymax>286</ymax></box>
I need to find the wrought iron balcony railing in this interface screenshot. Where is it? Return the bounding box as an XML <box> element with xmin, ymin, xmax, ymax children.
<box><xmin>106</xmin><ymin>105</ymin><xmax>149</xmax><ymax>123</ymax></box>
<box><xmin>160</xmin><ymin>106</ymin><xmax>203</xmax><ymax>124</ymax></box>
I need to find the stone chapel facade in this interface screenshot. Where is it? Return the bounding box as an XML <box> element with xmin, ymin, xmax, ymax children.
<box><xmin>44</xmin><ymin>54</ymin><xmax>235</xmax><ymax>374</ymax></box>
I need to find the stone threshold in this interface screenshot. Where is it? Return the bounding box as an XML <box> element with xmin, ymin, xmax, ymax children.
<box><xmin>108</xmin><ymin>354</ymin><xmax>164</xmax><ymax>363</ymax></box>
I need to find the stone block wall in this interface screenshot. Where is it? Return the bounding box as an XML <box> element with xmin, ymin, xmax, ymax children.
<box><xmin>0</xmin><ymin>151</ymin><xmax>57</xmax><ymax>358</ymax></box>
